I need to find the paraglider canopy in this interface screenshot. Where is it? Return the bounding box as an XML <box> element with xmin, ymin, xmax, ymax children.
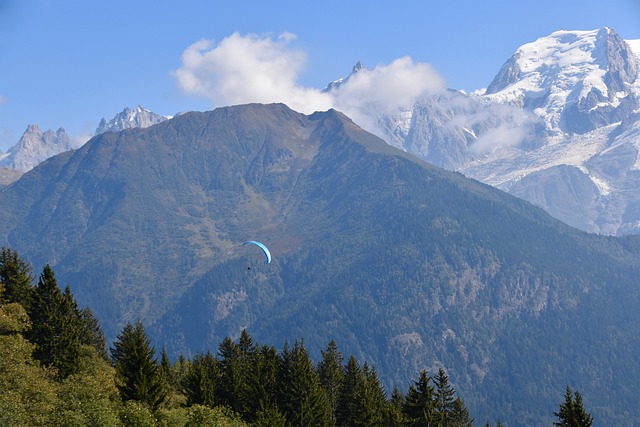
<box><xmin>243</xmin><ymin>241</ymin><xmax>271</xmax><ymax>264</ymax></box>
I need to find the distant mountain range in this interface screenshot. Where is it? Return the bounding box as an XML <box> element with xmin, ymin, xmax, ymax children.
<box><xmin>3</xmin><ymin>28</ymin><xmax>638</xmax><ymax>236</ymax></box>
<box><xmin>1</xmin><ymin>103</ymin><xmax>639</xmax><ymax>425</ymax></box>
<box><xmin>366</xmin><ymin>27</ymin><xmax>640</xmax><ymax>236</ymax></box>
<box><xmin>0</xmin><ymin>105</ymin><xmax>169</xmax><ymax>177</ymax></box>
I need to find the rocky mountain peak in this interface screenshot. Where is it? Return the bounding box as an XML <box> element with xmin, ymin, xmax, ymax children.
<box><xmin>24</xmin><ymin>123</ymin><xmax>44</xmax><ymax>136</ymax></box>
<box><xmin>483</xmin><ymin>28</ymin><xmax>639</xmax><ymax>134</ymax></box>
<box><xmin>324</xmin><ymin>61</ymin><xmax>368</xmax><ymax>92</ymax></box>
<box><xmin>0</xmin><ymin>125</ymin><xmax>73</xmax><ymax>172</ymax></box>
<box><xmin>95</xmin><ymin>105</ymin><xmax>170</xmax><ymax>135</ymax></box>
<box><xmin>597</xmin><ymin>27</ymin><xmax>638</xmax><ymax>92</ymax></box>
<box><xmin>484</xmin><ymin>52</ymin><xmax>522</xmax><ymax>95</ymax></box>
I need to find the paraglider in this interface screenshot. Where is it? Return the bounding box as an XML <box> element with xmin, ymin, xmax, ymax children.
<box><xmin>243</xmin><ymin>241</ymin><xmax>271</xmax><ymax>269</ymax></box>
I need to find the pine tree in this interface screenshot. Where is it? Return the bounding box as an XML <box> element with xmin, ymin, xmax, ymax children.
<box><xmin>235</xmin><ymin>329</ymin><xmax>258</xmax><ymax>418</ymax></box>
<box><xmin>27</xmin><ymin>266</ymin><xmax>84</xmax><ymax>379</ymax></box>
<box><xmin>336</xmin><ymin>355</ymin><xmax>362</xmax><ymax>426</ymax></box>
<box><xmin>79</xmin><ymin>307</ymin><xmax>109</xmax><ymax>361</ymax></box>
<box><xmin>554</xmin><ymin>386</ymin><xmax>575</xmax><ymax>427</ymax></box>
<box><xmin>449</xmin><ymin>397</ymin><xmax>474</xmax><ymax>426</ymax></box>
<box><xmin>110</xmin><ymin>320</ymin><xmax>167</xmax><ymax>409</ymax></box>
<box><xmin>0</xmin><ymin>247</ymin><xmax>33</xmax><ymax>306</ymax></box>
<box><xmin>573</xmin><ymin>391</ymin><xmax>593</xmax><ymax>427</ymax></box>
<box><xmin>214</xmin><ymin>330</ymin><xmax>265</xmax><ymax>420</ymax></box>
<box><xmin>244</xmin><ymin>344</ymin><xmax>281</xmax><ymax>422</ymax></box>
<box><xmin>317</xmin><ymin>339</ymin><xmax>344</xmax><ymax>425</ymax></box>
<box><xmin>433</xmin><ymin>367</ymin><xmax>456</xmax><ymax>425</ymax></box>
<box><xmin>404</xmin><ymin>370</ymin><xmax>436</xmax><ymax>427</ymax></box>
<box><xmin>172</xmin><ymin>353</ymin><xmax>190</xmax><ymax>391</ymax></box>
<box><xmin>181</xmin><ymin>351</ymin><xmax>220</xmax><ymax>407</ymax></box>
<box><xmin>217</xmin><ymin>336</ymin><xmax>242</xmax><ymax>410</ymax></box>
<box><xmin>384</xmin><ymin>386</ymin><xmax>406</xmax><ymax>426</ymax></box>
<box><xmin>360</xmin><ymin>362</ymin><xmax>387</xmax><ymax>426</ymax></box>
<box><xmin>277</xmin><ymin>340</ymin><xmax>332</xmax><ymax>426</ymax></box>
<box><xmin>336</xmin><ymin>357</ymin><xmax>388</xmax><ymax>426</ymax></box>
<box><xmin>554</xmin><ymin>386</ymin><xmax>593</xmax><ymax>427</ymax></box>
<box><xmin>160</xmin><ymin>346</ymin><xmax>174</xmax><ymax>386</ymax></box>
<box><xmin>253</xmin><ymin>401</ymin><xmax>288</xmax><ymax>427</ymax></box>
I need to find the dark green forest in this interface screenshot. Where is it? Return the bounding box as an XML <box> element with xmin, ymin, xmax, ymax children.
<box><xmin>1</xmin><ymin>247</ymin><xmax>593</xmax><ymax>426</ymax></box>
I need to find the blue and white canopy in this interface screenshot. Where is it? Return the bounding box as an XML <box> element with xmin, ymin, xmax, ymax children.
<box><xmin>243</xmin><ymin>241</ymin><xmax>271</xmax><ymax>264</ymax></box>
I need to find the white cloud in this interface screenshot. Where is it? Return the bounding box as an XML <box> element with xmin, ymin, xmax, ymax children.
<box><xmin>173</xmin><ymin>33</ymin><xmax>446</xmax><ymax>135</ymax></box>
<box><xmin>173</xmin><ymin>32</ymin><xmax>333</xmax><ymax>114</ymax></box>
<box><xmin>433</xmin><ymin>93</ymin><xmax>540</xmax><ymax>155</ymax></box>
<box><xmin>471</xmin><ymin>125</ymin><xmax>528</xmax><ymax>154</ymax></box>
<box><xmin>0</xmin><ymin>94</ymin><xmax>5</xmax><ymax>105</ymax></box>
<box><xmin>331</xmin><ymin>57</ymin><xmax>444</xmax><ymax>113</ymax></box>
<box><xmin>329</xmin><ymin>57</ymin><xmax>445</xmax><ymax>133</ymax></box>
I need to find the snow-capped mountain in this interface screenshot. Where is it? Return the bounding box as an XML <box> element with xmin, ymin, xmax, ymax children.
<box><xmin>95</xmin><ymin>105</ymin><xmax>170</xmax><ymax>135</ymax></box>
<box><xmin>484</xmin><ymin>27</ymin><xmax>638</xmax><ymax>134</ymax></box>
<box><xmin>0</xmin><ymin>125</ymin><xmax>76</xmax><ymax>172</ymax></box>
<box><xmin>371</xmin><ymin>27</ymin><xmax>640</xmax><ymax>235</ymax></box>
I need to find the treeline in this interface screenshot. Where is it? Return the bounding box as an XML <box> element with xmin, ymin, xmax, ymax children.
<box><xmin>1</xmin><ymin>247</ymin><xmax>590</xmax><ymax>426</ymax></box>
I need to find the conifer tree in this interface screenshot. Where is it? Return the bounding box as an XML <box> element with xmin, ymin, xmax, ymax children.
<box><xmin>553</xmin><ymin>386</ymin><xmax>593</xmax><ymax>427</ymax></box>
<box><xmin>317</xmin><ymin>339</ymin><xmax>344</xmax><ymax>425</ymax></box>
<box><xmin>449</xmin><ymin>397</ymin><xmax>474</xmax><ymax>426</ymax></box>
<box><xmin>217</xmin><ymin>336</ymin><xmax>242</xmax><ymax>410</ymax></box>
<box><xmin>110</xmin><ymin>320</ymin><xmax>167</xmax><ymax>409</ymax></box>
<box><xmin>79</xmin><ymin>307</ymin><xmax>109</xmax><ymax>361</ymax></box>
<box><xmin>0</xmin><ymin>247</ymin><xmax>33</xmax><ymax>306</ymax></box>
<box><xmin>238</xmin><ymin>328</ymin><xmax>256</xmax><ymax>354</ymax></box>
<box><xmin>572</xmin><ymin>391</ymin><xmax>593</xmax><ymax>427</ymax></box>
<box><xmin>336</xmin><ymin>357</ymin><xmax>387</xmax><ymax>426</ymax></box>
<box><xmin>253</xmin><ymin>402</ymin><xmax>288</xmax><ymax>427</ymax></box>
<box><xmin>244</xmin><ymin>344</ymin><xmax>281</xmax><ymax>422</ymax></box>
<box><xmin>277</xmin><ymin>340</ymin><xmax>332</xmax><ymax>426</ymax></box>
<box><xmin>384</xmin><ymin>386</ymin><xmax>406</xmax><ymax>426</ymax></box>
<box><xmin>360</xmin><ymin>362</ymin><xmax>387</xmax><ymax>426</ymax></box>
<box><xmin>433</xmin><ymin>367</ymin><xmax>456</xmax><ymax>425</ymax></box>
<box><xmin>235</xmin><ymin>329</ymin><xmax>258</xmax><ymax>417</ymax></box>
<box><xmin>336</xmin><ymin>355</ymin><xmax>362</xmax><ymax>426</ymax></box>
<box><xmin>215</xmin><ymin>331</ymin><xmax>265</xmax><ymax>419</ymax></box>
<box><xmin>27</xmin><ymin>266</ymin><xmax>83</xmax><ymax>379</ymax></box>
<box><xmin>404</xmin><ymin>370</ymin><xmax>436</xmax><ymax>427</ymax></box>
<box><xmin>172</xmin><ymin>353</ymin><xmax>190</xmax><ymax>391</ymax></box>
<box><xmin>159</xmin><ymin>346</ymin><xmax>175</xmax><ymax>388</ymax></box>
<box><xmin>181</xmin><ymin>351</ymin><xmax>220</xmax><ymax>407</ymax></box>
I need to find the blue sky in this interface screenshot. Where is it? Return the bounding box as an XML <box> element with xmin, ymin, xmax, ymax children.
<box><xmin>1</xmin><ymin>0</ymin><xmax>639</xmax><ymax>152</ymax></box>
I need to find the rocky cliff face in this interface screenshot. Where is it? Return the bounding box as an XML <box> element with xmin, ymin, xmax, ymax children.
<box><xmin>0</xmin><ymin>125</ymin><xmax>75</xmax><ymax>172</ymax></box>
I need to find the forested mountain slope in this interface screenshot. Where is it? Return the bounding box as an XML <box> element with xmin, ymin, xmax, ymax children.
<box><xmin>1</xmin><ymin>103</ymin><xmax>639</xmax><ymax>425</ymax></box>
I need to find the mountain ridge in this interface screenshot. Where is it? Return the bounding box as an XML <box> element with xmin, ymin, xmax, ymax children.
<box><xmin>1</xmin><ymin>103</ymin><xmax>639</xmax><ymax>425</ymax></box>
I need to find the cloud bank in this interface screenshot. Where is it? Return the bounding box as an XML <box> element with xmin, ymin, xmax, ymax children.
<box><xmin>173</xmin><ymin>32</ymin><xmax>445</xmax><ymax>135</ymax></box>
<box><xmin>173</xmin><ymin>32</ymin><xmax>537</xmax><ymax>157</ymax></box>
